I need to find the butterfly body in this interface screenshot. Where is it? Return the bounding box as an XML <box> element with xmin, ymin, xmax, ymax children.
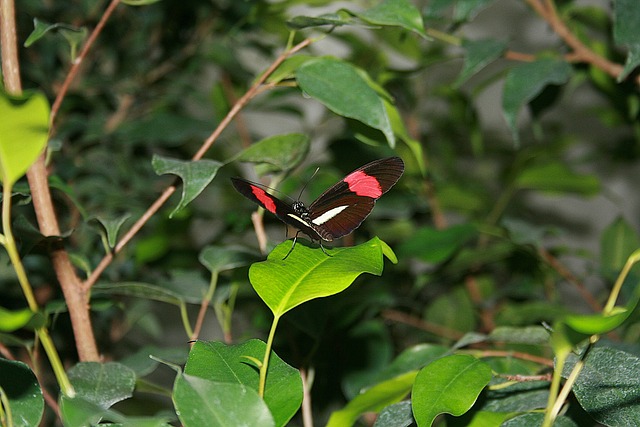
<box><xmin>231</xmin><ymin>156</ymin><xmax>404</xmax><ymax>248</ymax></box>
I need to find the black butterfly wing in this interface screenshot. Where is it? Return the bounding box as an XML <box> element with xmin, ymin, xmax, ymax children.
<box><xmin>231</xmin><ymin>177</ymin><xmax>321</xmax><ymax>239</ymax></box>
<box><xmin>307</xmin><ymin>157</ymin><xmax>404</xmax><ymax>240</ymax></box>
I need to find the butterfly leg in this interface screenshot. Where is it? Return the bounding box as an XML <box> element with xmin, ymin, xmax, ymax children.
<box><xmin>319</xmin><ymin>241</ymin><xmax>332</xmax><ymax>257</ymax></box>
<box><xmin>283</xmin><ymin>230</ymin><xmax>302</xmax><ymax>260</ymax></box>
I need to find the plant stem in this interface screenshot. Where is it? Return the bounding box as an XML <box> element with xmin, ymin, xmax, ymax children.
<box><xmin>258</xmin><ymin>314</ymin><xmax>281</xmax><ymax>397</ymax></box>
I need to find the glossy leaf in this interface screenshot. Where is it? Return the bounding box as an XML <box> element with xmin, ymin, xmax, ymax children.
<box><xmin>234</xmin><ymin>133</ymin><xmax>310</xmax><ymax>173</ymax></box>
<box><xmin>412</xmin><ymin>355</ymin><xmax>492</xmax><ymax>426</ymax></box>
<box><xmin>502</xmin><ymin>59</ymin><xmax>572</xmax><ymax>145</ymax></box>
<box><xmin>184</xmin><ymin>340</ymin><xmax>301</xmax><ymax>427</ymax></box>
<box><xmin>296</xmin><ymin>57</ymin><xmax>395</xmax><ymax>146</ymax></box>
<box><xmin>327</xmin><ymin>371</ymin><xmax>417</xmax><ymax>427</ymax></box>
<box><xmin>613</xmin><ymin>0</ymin><xmax>640</xmax><ymax>81</ymax></box>
<box><xmin>565</xmin><ymin>347</ymin><xmax>640</xmax><ymax>426</ymax></box>
<box><xmin>355</xmin><ymin>0</ymin><xmax>427</xmax><ymax>37</ymax></box>
<box><xmin>173</xmin><ymin>373</ymin><xmax>275</xmax><ymax>427</ymax></box>
<box><xmin>0</xmin><ymin>90</ymin><xmax>49</xmax><ymax>186</ymax></box>
<box><xmin>249</xmin><ymin>237</ymin><xmax>394</xmax><ymax>316</ymax></box>
<box><xmin>152</xmin><ymin>155</ymin><xmax>222</xmax><ymax>217</ymax></box>
<box><xmin>0</xmin><ymin>359</ymin><xmax>44</xmax><ymax>427</ymax></box>
<box><xmin>373</xmin><ymin>401</ymin><xmax>414</xmax><ymax>427</ymax></box>
<box><xmin>67</xmin><ymin>362</ymin><xmax>136</xmax><ymax>409</ymax></box>
<box><xmin>455</xmin><ymin>38</ymin><xmax>507</xmax><ymax>87</ymax></box>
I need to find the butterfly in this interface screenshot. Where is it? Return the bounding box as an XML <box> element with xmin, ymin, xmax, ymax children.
<box><xmin>231</xmin><ymin>156</ymin><xmax>404</xmax><ymax>258</ymax></box>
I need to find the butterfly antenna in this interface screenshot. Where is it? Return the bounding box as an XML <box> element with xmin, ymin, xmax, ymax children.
<box><xmin>297</xmin><ymin>167</ymin><xmax>320</xmax><ymax>201</ymax></box>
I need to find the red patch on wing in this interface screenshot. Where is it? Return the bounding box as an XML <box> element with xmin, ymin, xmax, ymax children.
<box><xmin>344</xmin><ymin>171</ymin><xmax>382</xmax><ymax>198</ymax></box>
<box><xmin>251</xmin><ymin>186</ymin><xmax>277</xmax><ymax>213</ymax></box>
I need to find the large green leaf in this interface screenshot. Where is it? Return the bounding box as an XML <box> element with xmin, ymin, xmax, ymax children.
<box><xmin>502</xmin><ymin>59</ymin><xmax>572</xmax><ymax>145</ymax></box>
<box><xmin>412</xmin><ymin>355</ymin><xmax>492</xmax><ymax>426</ymax></box>
<box><xmin>173</xmin><ymin>373</ymin><xmax>275</xmax><ymax>427</ymax></box>
<box><xmin>296</xmin><ymin>57</ymin><xmax>395</xmax><ymax>146</ymax></box>
<box><xmin>0</xmin><ymin>90</ymin><xmax>49</xmax><ymax>186</ymax></box>
<box><xmin>249</xmin><ymin>237</ymin><xmax>395</xmax><ymax>317</ymax></box>
<box><xmin>152</xmin><ymin>155</ymin><xmax>222</xmax><ymax>217</ymax></box>
<box><xmin>614</xmin><ymin>0</ymin><xmax>640</xmax><ymax>81</ymax></box>
<box><xmin>184</xmin><ymin>339</ymin><xmax>302</xmax><ymax>427</ymax></box>
<box><xmin>564</xmin><ymin>347</ymin><xmax>640</xmax><ymax>425</ymax></box>
<box><xmin>0</xmin><ymin>359</ymin><xmax>44</xmax><ymax>427</ymax></box>
<box><xmin>327</xmin><ymin>371</ymin><xmax>418</xmax><ymax>427</ymax></box>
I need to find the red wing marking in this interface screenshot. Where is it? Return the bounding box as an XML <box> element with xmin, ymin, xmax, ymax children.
<box><xmin>251</xmin><ymin>186</ymin><xmax>277</xmax><ymax>213</ymax></box>
<box><xmin>344</xmin><ymin>171</ymin><xmax>383</xmax><ymax>198</ymax></box>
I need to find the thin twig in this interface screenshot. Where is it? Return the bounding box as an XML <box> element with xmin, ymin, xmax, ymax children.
<box><xmin>49</xmin><ymin>0</ymin><xmax>121</xmax><ymax>129</ymax></box>
<box><xmin>381</xmin><ymin>309</ymin><xmax>464</xmax><ymax>341</ymax></box>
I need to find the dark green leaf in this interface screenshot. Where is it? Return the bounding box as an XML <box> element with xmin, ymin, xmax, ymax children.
<box><xmin>184</xmin><ymin>340</ymin><xmax>301</xmax><ymax>427</ymax></box>
<box><xmin>455</xmin><ymin>38</ymin><xmax>508</xmax><ymax>87</ymax></box>
<box><xmin>173</xmin><ymin>373</ymin><xmax>275</xmax><ymax>427</ymax></box>
<box><xmin>296</xmin><ymin>57</ymin><xmax>395</xmax><ymax>146</ymax></box>
<box><xmin>249</xmin><ymin>237</ymin><xmax>394</xmax><ymax>316</ymax></box>
<box><xmin>23</xmin><ymin>18</ymin><xmax>85</xmax><ymax>47</ymax></box>
<box><xmin>152</xmin><ymin>155</ymin><xmax>222</xmax><ymax>217</ymax></box>
<box><xmin>199</xmin><ymin>245</ymin><xmax>262</xmax><ymax>275</ymax></box>
<box><xmin>373</xmin><ymin>401</ymin><xmax>414</xmax><ymax>427</ymax></box>
<box><xmin>287</xmin><ymin>12</ymin><xmax>355</xmax><ymax>30</ymax></box>
<box><xmin>398</xmin><ymin>224</ymin><xmax>476</xmax><ymax>263</ymax></box>
<box><xmin>235</xmin><ymin>133</ymin><xmax>310</xmax><ymax>173</ymax></box>
<box><xmin>600</xmin><ymin>216</ymin><xmax>640</xmax><ymax>278</ymax></box>
<box><xmin>0</xmin><ymin>359</ymin><xmax>44</xmax><ymax>427</ymax></box>
<box><xmin>613</xmin><ymin>0</ymin><xmax>640</xmax><ymax>81</ymax></box>
<box><xmin>502</xmin><ymin>59</ymin><xmax>572</xmax><ymax>145</ymax></box>
<box><xmin>502</xmin><ymin>413</ymin><xmax>577</xmax><ymax>426</ymax></box>
<box><xmin>515</xmin><ymin>161</ymin><xmax>600</xmax><ymax>195</ymax></box>
<box><xmin>565</xmin><ymin>347</ymin><xmax>640</xmax><ymax>426</ymax></box>
<box><xmin>119</xmin><ymin>345</ymin><xmax>189</xmax><ymax>377</ymax></box>
<box><xmin>412</xmin><ymin>355</ymin><xmax>492</xmax><ymax>426</ymax></box>
<box><xmin>453</xmin><ymin>0</ymin><xmax>497</xmax><ymax>22</ymax></box>
<box><xmin>90</xmin><ymin>214</ymin><xmax>131</xmax><ymax>248</ymax></box>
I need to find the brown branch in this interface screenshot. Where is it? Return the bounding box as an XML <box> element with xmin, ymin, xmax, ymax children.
<box><xmin>525</xmin><ymin>0</ymin><xmax>636</xmax><ymax>84</ymax></box>
<box><xmin>82</xmin><ymin>38</ymin><xmax>314</xmax><ymax>291</ymax></box>
<box><xmin>478</xmin><ymin>349</ymin><xmax>555</xmax><ymax>368</ymax></box>
<box><xmin>381</xmin><ymin>309</ymin><xmax>464</xmax><ymax>341</ymax></box>
<box><xmin>49</xmin><ymin>0</ymin><xmax>121</xmax><ymax>130</ymax></box>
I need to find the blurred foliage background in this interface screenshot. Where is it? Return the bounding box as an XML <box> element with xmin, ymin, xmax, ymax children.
<box><xmin>3</xmin><ymin>0</ymin><xmax>640</xmax><ymax>425</ymax></box>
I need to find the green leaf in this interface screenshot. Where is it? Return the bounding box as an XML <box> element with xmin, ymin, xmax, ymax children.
<box><xmin>502</xmin><ymin>413</ymin><xmax>577</xmax><ymax>426</ymax></box>
<box><xmin>563</xmin><ymin>307</ymin><xmax>630</xmax><ymax>335</ymax></box>
<box><xmin>0</xmin><ymin>307</ymin><xmax>36</xmax><ymax>332</ymax></box>
<box><xmin>0</xmin><ymin>90</ymin><xmax>49</xmax><ymax>186</ymax></box>
<box><xmin>514</xmin><ymin>161</ymin><xmax>600</xmax><ymax>195</ymax></box>
<box><xmin>453</xmin><ymin>0</ymin><xmax>497</xmax><ymax>22</ymax></box>
<box><xmin>89</xmin><ymin>214</ymin><xmax>131</xmax><ymax>248</ymax></box>
<box><xmin>119</xmin><ymin>345</ymin><xmax>189</xmax><ymax>377</ymax></box>
<box><xmin>67</xmin><ymin>362</ymin><xmax>136</xmax><ymax>409</ymax></box>
<box><xmin>249</xmin><ymin>237</ymin><xmax>393</xmax><ymax>317</ymax></box>
<box><xmin>184</xmin><ymin>340</ymin><xmax>302</xmax><ymax>427</ymax></box>
<box><xmin>373</xmin><ymin>401</ymin><xmax>414</xmax><ymax>427</ymax></box>
<box><xmin>600</xmin><ymin>216</ymin><xmax>640</xmax><ymax>278</ymax></box>
<box><xmin>296</xmin><ymin>57</ymin><xmax>395</xmax><ymax>146</ymax></box>
<box><xmin>425</xmin><ymin>287</ymin><xmax>476</xmax><ymax>333</ymax></box>
<box><xmin>173</xmin><ymin>373</ymin><xmax>275</xmax><ymax>427</ymax></box>
<box><xmin>502</xmin><ymin>59</ymin><xmax>572</xmax><ymax>145</ymax></box>
<box><xmin>234</xmin><ymin>133</ymin><xmax>310</xmax><ymax>173</ymax></box>
<box><xmin>564</xmin><ymin>347</ymin><xmax>640</xmax><ymax>426</ymax></box>
<box><xmin>327</xmin><ymin>371</ymin><xmax>417</xmax><ymax>427</ymax></box>
<box><xmin>398</xmin><ymin>224</ymin><xmax>476</xmax><ymax>263</ymax></box>
<box><xmin>199</xmin><ymin>245</ymin><xmax>262</xmax><ymax>275</ymax></box>
<box><xmin>613</xmin><ymin>0</ymin><xmax>640</xmax><ymax>81</ymax></box>
<box><xmin>23</xmin><ymin>18</ymin><xmax>86</xmax><ymax>48</ymax></box>
<box><xmin>152</xmin><ymin>155</ymin><xmax>222</xmax><ymax>217</ymax></box>
<box><xmin>266</xmin><ymin>55</ymin><xmax>315</xmax><ymax>84</ymax></box>
<box><xmin>287</xmin><ymin>12</ymin><xmax>355</xmax><ymax>30</ymax></box>
<box><xmin>0</xmin><ymin>359</ymin><xmax>44</xmax><ymax>427</ymax></box>
<box><xmin>455</xmin><ymin>39</ymin><xmax>508</xmax><ymax>87</ymax></box>
<box><xmin>412</xmin><ymin>355</ymin><xmax>492</xmax><ymax>426</ymax></box>
<box><xmin>355</xmin><ymin>0</ymin><xmax>427</xmax><ymax>37</ymax></box>
<box><xmin>92</xmin><ymin>282</ymin><xmax>183</xmax><ymax>305</ymax></box>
